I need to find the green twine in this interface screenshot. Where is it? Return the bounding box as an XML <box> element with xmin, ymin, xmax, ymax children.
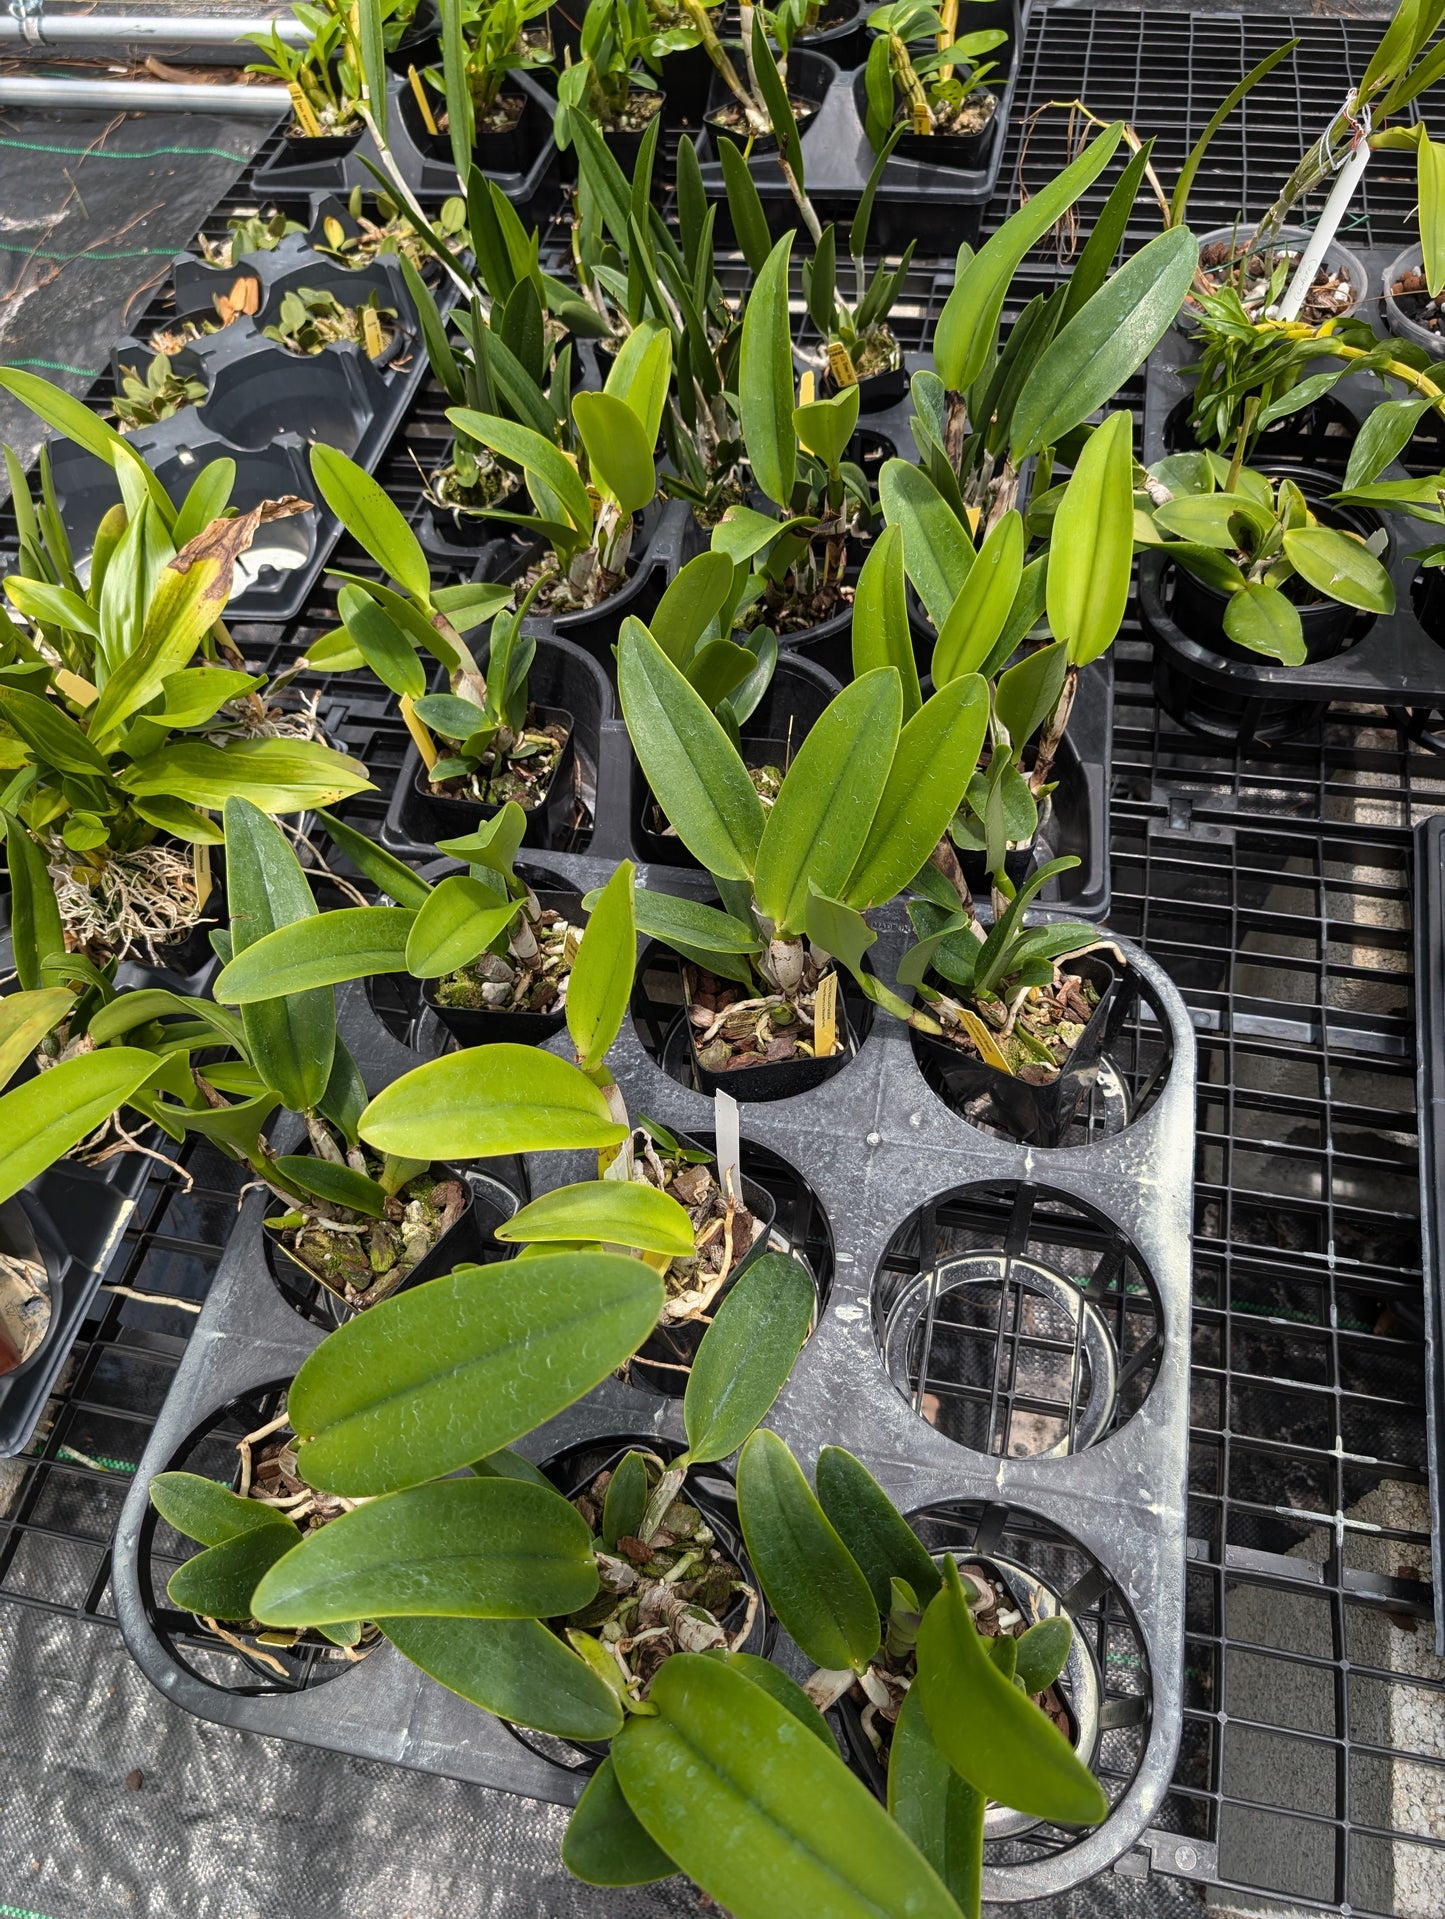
<box><xmin>5</xmin><ymin>359</ymin><xmax>101</xmax><ymax>378</ymax></box>
<box><xmin>0</xmin><ymin>134</ymin><xmax>253</xmax><ymax>164</ymax></box>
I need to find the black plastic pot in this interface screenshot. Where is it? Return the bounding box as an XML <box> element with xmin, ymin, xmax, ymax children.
<box><xmin>796</xmin><ymin>0</ymin><xmax>868</xmax><ymax>63</ymax></box>
<box><xmin>420</xmin><ymin>888</ymin><xmax>586</xmax><ymax>1050</ymax></box>
<box><xmin>912</xmin><ymin>953</ymin><xmax>1153</xmax><ymax>1147</ymax></box>
<box><xmin>504</xmin><ymin>1436</ymin><xmax>772</xmax><ymax>1774</ymax></box>
<box><xmin>890</xmin><ymin>87</ymin><xmax>1000</xmax><ymax>171</ymax></box>
<box><xmin>705</xmin><ymin>86</ymin><xmax>823</xmax><ymax>157</ymax></box>
<box><xmin>600</xmin><ymin>94</ymin><xmax>667</xmax><ymax>175</ymax></box>
<box><xmin>262</xmin><ymin>1161</ymin><xmax>517</xmax><ymax>1330</ymax></box>
<box><xmin>411</xmin><ymin>704</ymin><xmax>576</xmax><ymax>845</ymax></box>
<box><xmin>686</xmin><ymin>967</ymin><xmax>861</xmax><ymax>1106</ymax></box>
<box><xmin>384</xmin><ymin>638</ymin><xmax>608</xmax><ymax>860</ymax></box>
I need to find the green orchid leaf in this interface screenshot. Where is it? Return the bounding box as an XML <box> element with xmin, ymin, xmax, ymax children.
<box><xmin>1014</xmin><ymin>1616</ymin><xmax>1073</xmax><ymax>1696</ymax></box>
<box><xmin>4</xmin><ymin>819</ymin><xmax>66</xmax><ymax>992</ymax></box>
<box><xmin>1221</xmin><ymin>582</ymin><xmax>1306</xmax><ymax>663</ymax></box>
<box><xmin>0</xmin><ymin>682</ymin><xmax>110</xmax><ymax>778</ymax></box>
<box><xmin>1282</xmin><ymin>526</ymin><xmax>1396</xmax><ymax>614</ymax></box>
<box><xmin>0</xmin><ymin>367</ymin><xmax>172</xmax><ymax>519</ymax></box>
<box><xmin>0</xmin><ymin>1045</ymin><xmax>159</xmax><ymax>1206</ymax></box>
<box><xmin>314</xmin><ymin>810</ymin><xmax>433</xmax><ymax>910</ymax></box>
<box><xmin>753</xmin><ymin>670</ymin><xmax>902</xmax><ymax>935</ymax></box>
<box><xmin>216</xmin><ymin>906</ymin><xmax>417</xmax><ymax>1000</ymax></box>
<box><xmin>888</xmin><ymin>1686</ymin><xmax>985</xmax><ymax>1919</ymax></box>
<box><xmin>435</xmin><ymin>801</ymin><xmax>528</xmax><ymax>876</ymax></box>
<box><xmin>564</xmin><ymin>1756</ymin><xmax>678</xmax><ymax>1887</ymax></box>
<box><xmin>251</xmin><ymin>1476</ymin><xmax>597</xmax><ymax>1625</ymax></box>
<box><xmin>617</xmin><ymin>619</ymin><xmax>764</xmax><ymax>883</ymax></box>
<box><xmin>358</xmin><ymin>1045</ymin><xmax>626</xmax><ymax>1162</ymax></box>
<box><xmin>1342</xmin><ymin>398</ymin><xmax>1431</xmax><ymax>490</ymax></box>
<box><xmin>310</xmin><ymin>442</ymin><xmax>431</xmax><ymax>603</ymax></box>
<box><xmin>878</xmin><ymin>461</ymin><xmax>974</xmax><ymax>630</ymax></box>
<box><xmin>405</xmin><ymin>878</ymin><xmax>520</xmax><ymax>980</ymax></box>
<box><xmin>120</xmin><ymin>738</ymin><xmax>374</xmax><ymax>812</ymax></box>
<box><xmin>602</xmin><ymin>1450</ymin><xmax>650</xmax><ymax>1550</ymax></box>
<box><xmin>154</xmin><ymin>667</ymin><xmax>261</xmax><ymax>730</ymax></box>
<box><xmin>738</xmin><ymin>233</ymin><xmax>798</xmax><ymax>510</ymax></box>
<box><xmin>567</xmin><ymin>859</ymin><xmax>635</xmax><ymax>1073</ymax></box>
<box><xmin>994</xmin><ymin>641</ymin><xmax>1067</xmax><ymax>755</ymax></box>
<box><xmin>852</xmin><ymin>524</ymin><xmax>921</xmax><ymax>720</ymax></box>
<box><xmin>1010</xmin><ymin>227</ymin><xmax>1199</xmax><ymax>461</ymax></box>
<box><xmin>0</xmin><ymin>987</ymin><xmax>74</xmax><ymax>1092</ymax></box>
<box><xmin>573</xmin><ymin>390</ymin><xmax>657</xmax><ymax>518</ymax></box>
<box><xmin>1045</xmin><ymin>411</ymin><xmax>1134</xmax><ymax>666</ymax></box>
<box><xmin>915</xmin><ymin>1557</ymin><xmax>1109</xmax><ymax>1825</ymax></box>
<box><xmin>272</xmin><ymin>1155</ymin><xmax>389</xmax><ymax>1219</ymax></box>
<box><xmin>289</xmin><ymin>1252</ymin><xmax>664</xmax><ymax>1495</ymax></box>
<box><xmin>497</xmin><ymin>1179</ymin><xmax>696</xmax><ymax>1256</ymax></box>
<box><xmin>611</xmin><ymin>1656</ymin><xmax>959</xmax><ymax>1919</ymax></box>
<box><xmin>736</xmin><ymin>1429</ymin><xmax>880</xmax><ymax>1672</ymax></box>
<box><xmin>932</xmin><ymin>511</ymin><xmax>1024</xmax><ymax>686</ymax></box>
<box><xmin>447</xmin><ymin>410</ymin><xmax>593</xmax><ymax>539</ymax></box>
<box><xmin>683</xmin><ymin>1252</ymin><xmax>815</xmax><ymax>1467</ymax></box>
<box><xmin>842</xmin><ymin>676</ymin><xmax>989</xmax><ymax>909</ymax></box>
<box><xmin>624</xmin><ymin>889</ymin><xmax>761</xmax><ymax>958</ymax></box>
<box><xmin>794</xmin><ymin>387</ymin><xmax>861</xmax><ymax>472</ymax></box>
<box><xmin>651</xmin><ymin>550</ymin><xmax>736</xmax><ymax>666</ymax></box>
<box><xmin>815</xmin><ymin>1447</ymin><xmax>942</xmax><ymax>1614</ymax></box>
<box><xmin>1421</xmin><ymin>131</ymin><xmax>1445</xmax><ymax>297</ymax></box>
<box><xmin>150</xmin><ymin>1471</ymin><xmax>297</xmax><ymax>1547</ymax></box>
<box><xmin>702</xmin><ymin>1649</ymin><xmax>836</xmax><ymax>1748</ymax></box>
<box><xmin>336</xmin><ymin>584</ymin><xmax>427</xmax><ymax>699</ymax></box>
<box><xmin>167</xmin><ymin>1526</ymin><xmax>300</xmax><ymax>1623</ymax></box>
<box><xmin>932</xmin><ymin>123</ymin><xmax>1124</xmax><ymax>392</ymax></box>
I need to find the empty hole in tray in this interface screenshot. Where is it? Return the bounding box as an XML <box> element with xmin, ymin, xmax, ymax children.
<box><xmin>622</xmin><ymin>1132</ymin><xmax>833</xmax><ymax>1400</ymax></box>
<box><xmin>910</xmin><ymin>951</ymin><xmax>1175</xmax><ymax>1148</ymax></box>
<box><xmin>906</xmin><ymin>1498</ymin><xmax>1151</xmax><ymax>1855</ymax></box>
<box><xmin>872</xmin><ymin>1182</ymin><xmax>1163</xmax><ymax>1457</ymax></box>
<box><xmin>630</xmin><ymin>942</ymin><xmax>876</xmax><ymax>1098</ymax></box>
<box><xmin>139</xmin><ymin>1380</ymin><xmax>364</xmax><ymax>1696</ymax></box>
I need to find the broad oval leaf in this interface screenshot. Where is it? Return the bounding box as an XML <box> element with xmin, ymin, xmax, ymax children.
<box><xmin>1045</xmin><ymin>411</ymin><xmax>1135</xmax><ymax>666</ymax></box>
<box><xmin>888</xmin><ymin>1686</ymin><xmax>985</xmax><ymax>1917</ymax></box>
<box><xmin>447</xmin><ymin>409</ymin><xmax>593</xmax><ymax>539</ymax></box>
<box><xmin>736</xmin><ymin>1429</ymin><xmax>880</xmax><ymax>1672</ymax></box>
<box><xmin>384</xmin><ymin>1615</ymin><xmax>625</xmax><ymax>1741</ymax></box>
<box><xmin>1282</xmin><ymin>525</ymin><xmax>1396</xmax><ymax>614</ymax></box>
<box><xmin>310</xmin><ymin>442</ymin><xmax>432</xmax><ymax>603</ymax></box>
<box><xmin>337</xmin><ymin>584</ymin><xmax>427</xmax><ymax>699</ymax></box>
<box><xmin>272</xmin><ymin>1155</ymin><xmax>388</xmax><ymax>1218</ymax></box>
<box><xmin>150</xmin><ymin>1470</ymin><xmax>297</xmax><ymax>1547</ymax></box>
<box><xmin>564</xmin><ymin>1755</ymin><xmax>677</xmax><ymax>1887</ymax></box>
<box><xmin>878</xmin><ymin>461</ymin><xmax>975</xmax><ymax>630</ymax></box>
<box><xmin>842</xmin><ymin>675</ymin><xmax>990</xmax><ymax>909</ymax></box>
<box><xmin>251</xmin><ymin>1476</ymin><xmax>597</xmax><ymax>1625</ymax></box>
<box><xmin>1221</xmin><ymin>581</ymin><xmax>1306</xmax><ymax>663</ymax></box>
<box><xmin>738</xmin><ymin>233</ymin><xmax>797</xmax><ymax>510</ymax></box>
<box><xmin>0</xmin><ymin>986</ymin><xmax>74</xmax><ymax>1092</ymax></box>
<box><xmin>168</xmin><ymin>1526</ymin><xmax>300</xmax><ymax>1622</ymax></box>
<box><xmin>753</xmin><ymin>669</ymin><xmax>902</xmax><ymax>936</ymax></box>
<box><xmin>651</xmin><ymin>550</ymin><xmax>735</xmax><ymax>665</ymax></box>
<box><xmin>852</xmin><ymin>524</ymin><xmax>921</xmax><ymax>720</ymax></box>
<box><xmin>120</xmin><ymin>738</ymin><xmax>374</xmax><ymax>812</ymax></box>
<box><xmin>358</xmin><ymin>1045</ymin><xmax>626</xmax><ymax>1162</ymax></box>
<box><xmin>567</xmin><ymin>860</ymin><xmax>635</xmax><ymax>1073</ymax></box>
<box><xmin>573</xmin><ymin>390</ymin><xmax>657</xmax><ymax>517</ymax></box>
<box><xmin>1015</xmin><ymin>1616</ymin><xmax>1074</xmax><ymax>1696</ymax></box>
<box><xmin>290</xmin><ymin>1252</ymin><xmax>663</xmax><ymax>1493</ymax></box>
<box><xmin>405</xmin><ymin>878</ymin><xmax>519</xmax><ymax>980</ymax></box>
<box><xmin>612</xmin><ymin>1655</ymin><xmax>959</xmax><ymax>1919</ymax></box>
<box><xmin>215</xmin><ymin>906</ymin><xmax>417</xmax><ymax>1001</ymax></box>
<box><xmin>497</xmin><ymin>1179</ymin><xmax>696</xmax><ymax>1256</ymax></box>
<box><xmin>626</xmin><ymin>889</ymin><xmax>761</xmax><ymax>957</ymax></box>
<box><xmin>0</xmin><ymin>1046</ymin><xmax>159</xmax><ymax>1206</ymax></box>
<box><xmin>815</xmin><ymin>1447</ymin><xmax>942</xmax><ymax>1614</ymax></box>
<box><xmin>602</xmin><ymin>1450</ymin><xmax>649</xmax><ymax>1549</ymax></box>
<box><xmin>1342</xmin><ymin>396</ymin><xmax>1430</xmax><ymax>490</ymax></box>
<box><xmin>617</xmin><ymin>618</ymin><xmax>764</xmax><ymax>883</ymax></box>
<box><xmin>932</xmin><ymin>511</ymin><xmax>1024</xmax><ymax>686</ymax></box>
<box><xmin>915</xmin><ymin>1557</ymin><xmax>1109</xmax><ymax>1826</ymax></box>
<box><xmin>683</xmin><ymin>1251</ymin><xmax>814</xmax><ymax>1467</ymax></box>
<box><xmin>1010</xmin><ymin>226</ymin><xmax>1200</xmax><ymax>460</ymax></box>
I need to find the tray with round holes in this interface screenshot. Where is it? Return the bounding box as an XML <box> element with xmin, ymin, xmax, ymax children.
<box><xmin>113</xmin><ymin>806</ymin><xmax>1194</xmax><ymax>1900</ymax></box>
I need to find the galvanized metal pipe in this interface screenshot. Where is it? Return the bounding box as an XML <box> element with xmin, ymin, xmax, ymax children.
<box><xmin>0</xmin><ymin>13</ymin><xmax>310</xmax><ymax>44</ymax></box>
<box><xmin>0</xmin><ymin>74</ymin><xmax>290</xmax><ymax>112</ymax></box>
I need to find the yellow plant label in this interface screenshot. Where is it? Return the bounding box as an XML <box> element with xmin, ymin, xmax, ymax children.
<box><xmin>912</xmin><ymin>100</ymin><xmax>933</xmax><ymax>135</ymax></box>
<box><xmin>400</xmin><ymin>694</ymin><xmax>437</xmax><ymax>769</ymax></box>
<box><xmin>798</xmin><ymin>369</ymin><xmax>816</xmax><ymax>407</ymax></box>
<box><xmin>193</xmin><ymin>842</ymin><xmax>213</xmax><ymax>913</ymax></box>
<box><xmin>814</xmin><ymin>971</ymin><xmax>838</xmax><ymax>1059</ymax></box>
<box><xmin>287</xmin><ymin>83</ymin><xmax>323</xmax><ymax>138</ymax></box>
<box><xmin>408</xmin><ymin>64</ymin><xmax>439</xmax><ymax>135</ymax></box>
<box><xmin>957</xmin><ymin>1005</ymin><xmax>1011</xmax><ymax>1073</ymax></box>
<box><xmin>362</xmin><ymin>305</ymin><xmax>385</xmax><ymax>359</ymax></box>
<box><xmin>54</xmin><ymin>669</ymin><xmax>97</xmax><ymax>708</ymax></box>
<box><xmin>826</xmin><ymin>341</ymin><xmax>858</xmax><ymax>388</ymax></box>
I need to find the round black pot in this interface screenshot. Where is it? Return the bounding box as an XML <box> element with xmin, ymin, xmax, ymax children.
<box><xmin>1160</xmin><ymin>391</ymin><xmax>1360</xmax><ymax>478</ymax></box>
<box><xmin>410</xmin><ymin>703</ymin><xmax>576</xmax><ymax>847</ymax></box>
<box><xmin>421</xmin><ymin>887</ymin><xmax>585</xmax><ymax>1049</ymax></box>
<box><xmin>504</xmin><ymin>1437</ymin><xmax>772</xmax><ymax>1775</ymax></box>
<box><xmin>1140</xmin><ymin>464</ymin><xmax>1384</xmax><ymax>743</ymax></box>
<box><xmin>796</xmin><ymin>0</ymin><xmax>867</xmax><ymax>62</ymax></box>
<box><xmin>263</xmin><ymin>1161</ymin><xmax>515</xmax><ymax>1329</ymax></box>
<box><xmin>912</xmin><ymin>951</ymin><xmax>1123</xmax><ymax>1147</ymax></box>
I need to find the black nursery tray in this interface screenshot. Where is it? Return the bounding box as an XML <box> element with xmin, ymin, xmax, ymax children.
<box><xmin>113</xmin><ymin>851</ymin><xmax>1196</xmax><ymax>1901</ymax></box>
<box><xmin>1140</xmin><ymin>245</ymin><xmax>1445</xmax><ymax>739</ymax></box>
<box><xmin>1412</xmin><ymin>813</ymin><xmax>1445</xmax><ymax>1647</ymax></box>
<box><xmin>694</xmin><ymin>0</ymin><xmax>1030</xmax><ymax>252</ymax></box>
<box><xmin>252</xmin><ymin>69</ymin><xmax>559</xmax><ymax>218</ymax></box>
<box><xmin>39</xmin><ymin>194</ymin><xmax>443</xmax><ymax>628</ymax></box>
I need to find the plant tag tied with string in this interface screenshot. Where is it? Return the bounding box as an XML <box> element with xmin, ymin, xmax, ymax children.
<box><xmin>713</xmin><ymin>1090</ymin><xmax>742</xmax><ymax>1207</ymax></box>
